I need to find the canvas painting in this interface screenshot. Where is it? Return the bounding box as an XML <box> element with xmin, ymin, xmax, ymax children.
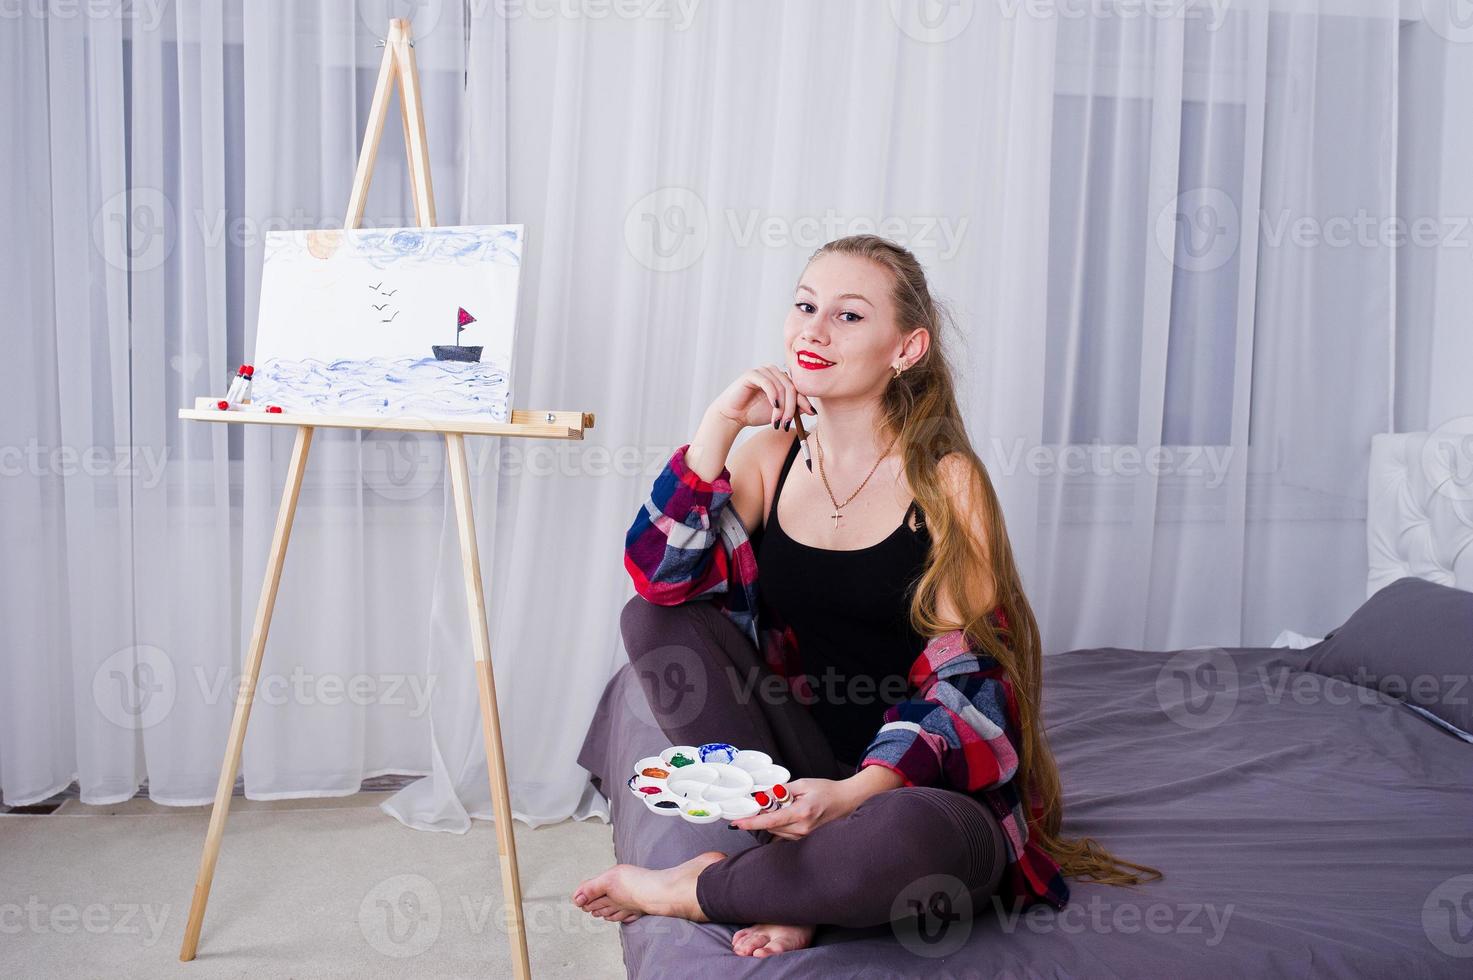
<box><xmin>251</xmin><ymin>224</ymin><xmax>524</xmax><ymax>422</ymax></box>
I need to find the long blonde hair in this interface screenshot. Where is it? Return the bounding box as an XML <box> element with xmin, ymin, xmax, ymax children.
<box><xmin>809</xmin><ymin>235</ymin><xmax>1163</xmax><ymax>889</ymax></box>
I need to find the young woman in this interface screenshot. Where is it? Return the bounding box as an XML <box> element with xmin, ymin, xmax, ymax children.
<box><xmin>574</xmin><ymin>235</ymin><xmax>1161</xmax><ymax>957</ymax></box>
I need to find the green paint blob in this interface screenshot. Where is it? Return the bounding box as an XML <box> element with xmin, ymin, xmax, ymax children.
<box><xmin>669</xmin><ymin>753</ymin><xmax>695</xmax><ymax>767</ymax></box>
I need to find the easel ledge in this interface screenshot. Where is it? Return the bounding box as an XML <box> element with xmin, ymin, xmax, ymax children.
<box><xmin>179</xmin><ymin>398</ymin><xmax>595</xmax><ymax>439</ymax></box>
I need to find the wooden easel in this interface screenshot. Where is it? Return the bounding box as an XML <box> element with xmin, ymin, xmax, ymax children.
<box><xmin>176</xmin><ymin>20</ymin><xmax>573</xmax><ymax>979</ymax></box>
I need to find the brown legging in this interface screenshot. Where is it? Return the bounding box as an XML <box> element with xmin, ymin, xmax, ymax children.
<box><xmin>620</xmin><ymin>595</ymin><xmax>1009</xmax><ymax>928</ymax></box>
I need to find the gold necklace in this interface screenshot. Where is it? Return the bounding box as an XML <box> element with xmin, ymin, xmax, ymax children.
<box><xmin>814</xmin><ymin>430</ymin><xmax>900</xmax><ymax>530</ymax></box>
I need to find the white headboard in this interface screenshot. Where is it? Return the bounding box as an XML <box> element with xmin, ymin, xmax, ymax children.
<box><xmin>1367</xmin><ymin>431</ymin><xmax>1473</xmax><ymax>598</ymax></box>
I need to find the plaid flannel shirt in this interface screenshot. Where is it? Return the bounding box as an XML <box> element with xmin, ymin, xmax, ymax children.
<box><xmin>624</xmin><ymin>443</ymin><xmax>1070</xmax><ymax>912</ymax></box>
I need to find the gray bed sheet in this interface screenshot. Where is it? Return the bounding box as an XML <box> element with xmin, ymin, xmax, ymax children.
<box><xmin>577</xmin><ymin>645</ymin><xmax>1473</xmax><ymax>978</ymax></box>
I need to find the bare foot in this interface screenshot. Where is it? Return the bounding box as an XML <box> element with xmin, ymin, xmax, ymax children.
<box><xmin>732</xmin><ymin>922</ymin><xmax>817</xmax><ymax>957</ymax></box>
<box><xmin>572</xmin><ymin>851</ymin><xmax>726</xmax><ymax>922</ymax></box>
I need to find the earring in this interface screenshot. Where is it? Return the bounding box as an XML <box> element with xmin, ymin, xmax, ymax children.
<box><xmin>892</xmin><ymin>361</ymin><xmax>904</xmax><ymax>379</ymax></box>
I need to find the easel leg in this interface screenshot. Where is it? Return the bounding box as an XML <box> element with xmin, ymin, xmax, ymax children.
<box><xmin>445</xmin><ymin>432</ymin><xmax>532</xmax><ymax>980</ymax></box>
<box><xmin>180</xmin><ymin>425</ymin><xmax>315</xmax><ymax>961</ymax></box>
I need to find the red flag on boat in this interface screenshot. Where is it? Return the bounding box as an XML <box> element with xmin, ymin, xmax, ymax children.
<box><xmin>457</xmin><ymin>307</ymin><xmax>476</xmax><ymax>328</ymax></box>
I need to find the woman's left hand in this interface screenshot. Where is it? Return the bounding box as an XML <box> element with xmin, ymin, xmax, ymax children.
<box><xmin>730</xmin><ymin>777</ymin><xmax>862</xmax><ymax>840</ymax></box>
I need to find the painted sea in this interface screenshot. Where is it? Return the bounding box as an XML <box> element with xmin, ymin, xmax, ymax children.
<box><xmin>253</xmin><ymin>356</ymin><xmax>510</xmax><ymax>421</ymax></box>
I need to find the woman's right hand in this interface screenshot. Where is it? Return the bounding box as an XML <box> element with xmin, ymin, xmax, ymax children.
<box><xmin>710</xmin><ymin>365</ymin><xmax>819</xmax><ymax>431</ymax></box>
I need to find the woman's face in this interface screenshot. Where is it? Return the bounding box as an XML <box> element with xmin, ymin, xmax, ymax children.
<box><xmin>783</xmin><ymin>252</ymin><xmax>924</xmax><ymax>395</ymax></box>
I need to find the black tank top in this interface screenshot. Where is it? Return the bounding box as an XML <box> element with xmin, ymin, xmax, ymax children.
<box><xmin>756</xmin><ymin>435</ymin><xmax>933</xmax><ymax>767</ymax></box>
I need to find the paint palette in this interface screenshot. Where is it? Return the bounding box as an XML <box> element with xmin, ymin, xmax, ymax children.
<box><xmin>626</xmin><ymin>743</ymin><xmax>793</xmax><ymax>825</ymax></box>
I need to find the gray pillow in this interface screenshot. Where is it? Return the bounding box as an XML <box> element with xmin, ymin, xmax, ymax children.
<box><xmin>1303</xmin><ymin>576</ymin><xmax>1473</xmax><ymax>736</ymax></box>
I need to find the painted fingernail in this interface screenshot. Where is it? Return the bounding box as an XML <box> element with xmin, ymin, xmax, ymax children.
<box><xmin>784</xmin><ymin>419</ymin><xmax>791</xmax><ymax>431</ymax></box>
<box><xmin>773</xmin><ymin>400</ymin><xmax>780</xmax><ymax>408</ymax></box>
<box><xmin>773</xmin><ymin>419</ymin><xmax>779</xmax><ymax>429</ymax></box>
<box><xmin>727</xmin><ymin>823</ymin><xmax>739</xmax><ymax>830</ymax></box>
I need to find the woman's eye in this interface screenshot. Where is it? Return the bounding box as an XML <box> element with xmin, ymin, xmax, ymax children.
<box><xmin>839</xmin><ymin>311</ymin><xmax>863</xmax><ymax>323</ymax></box>
<box><xmin>794</xmin><ymin>302</ymin><xmax>815</xmax><ymax>313</ymax></box>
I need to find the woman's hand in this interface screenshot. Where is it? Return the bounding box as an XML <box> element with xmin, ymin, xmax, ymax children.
<box><xmin>710</xmin><ymin>364</ymin><xmax>819</xmax><ymax>431</ymax></box>
<box><xmin>731</xmin><ymin>766</ymin><xmax>905</xmax><ymax>840</ymax></box>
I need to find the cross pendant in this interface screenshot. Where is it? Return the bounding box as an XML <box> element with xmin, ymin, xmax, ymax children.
<box><xmin>831</xmin><ymin>510</ymin><xmax>842</xmax><ymax>529</ymax></box>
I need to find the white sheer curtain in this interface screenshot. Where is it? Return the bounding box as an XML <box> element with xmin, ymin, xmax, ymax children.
<box><xmin>4</xmin><ymin>1</ymin><xmax>1466</xmax><ymax>825</ymax></box>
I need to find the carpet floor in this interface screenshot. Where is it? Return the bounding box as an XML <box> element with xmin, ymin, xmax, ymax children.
<box><xmin>0</xmin><ymin>793</ymin><xmax>625</xmax><ymax>978</ymax></box>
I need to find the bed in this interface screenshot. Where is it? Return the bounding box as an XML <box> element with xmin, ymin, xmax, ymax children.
<box><xmin>577</xmin><ymin>432</ymin><xmax>1473</xmax><ymax>978</ymax></box>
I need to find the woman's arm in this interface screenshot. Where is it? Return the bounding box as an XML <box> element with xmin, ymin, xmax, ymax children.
<box><xmin>858</xmin><ymin>453</ymin><xmax>1015</xmax><ymax>793</ymax></box>
<box><xmin>857</xmin><ymin>640</ymin><xmax>1020</xmax><ymax>793</ymax></box>
<box><xmin>731</xmin><ymin>765</ymin><xmax>905</xmax><ymax>838</ymax></box>
<box><xmin>623</xmin><ymin>407</ymin><xmax>760</xmax><ymax>606</ymax></box>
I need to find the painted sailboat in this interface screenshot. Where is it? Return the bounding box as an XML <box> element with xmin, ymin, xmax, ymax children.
<box><xmin>432</xmin><ymin>306</ymin><xmax>482</xmax><ymax>362</ymax></box>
